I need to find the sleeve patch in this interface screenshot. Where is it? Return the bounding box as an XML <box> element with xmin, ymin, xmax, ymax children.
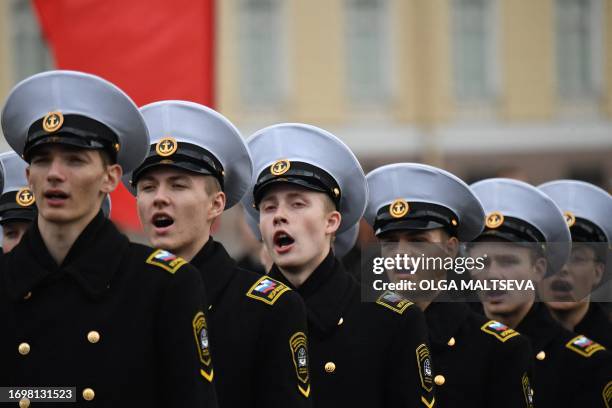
<box><xmin>416</xmin><ymin>343</ymin><xmax>433</xmax><ymax>393</ymax></box>
<box><xmin>375</xmin><ymin>291</ymin><xmax>413</xmax><ymax>314</ymax></box>
<box><xmin>193</xmin><ymin>311</ymin><xmax>214</xmax><ymax>382</ymax></box>
<box><xmin>603</xmin><ymin>380</ymin><xmax>612</xmax><ymax>408</ymax></box>
<box><xmin>289</xmin><ymin>332</ymin><xmax>310</xmax><ymax>398</ymax></box>
<box><xmin>565</xmin><ymin>334</ymin><xmax>606</xmax><ymax>358</ymax></box>
<box><xmin>246</xmin><ymin>276</ymin><xmax>291</xmax><ymax>305</ymax></box>
<box><xmin>480</xmin><ymin>320</ymin><xmax>520</xmax><ymax>342</ymax></box>
<box><xmin>146</xmin><ymin>249</ymin><xmax>187</xmax><ymax>274</ymax></box>
<box><xmin>522</xmin><ymin>372</ymin><xmax>534</xmax><ymax>408</ymax></box>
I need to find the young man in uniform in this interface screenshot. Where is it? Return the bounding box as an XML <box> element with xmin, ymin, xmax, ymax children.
<box><xmin>0</xmin><ymin>71</ymin><xmax>217</xmax><ymax>407</ymax></box>
<box><xmin>0</xmin><ymin>151</ymin><xmax>112</xmax><ymax>253</ymax></box>
<box><xmin>244</xmin><ymin>123</ymin><xmax>434</xmax><ymax>408</ymax></box>
<box><xmin>468</xmin><ymin>178</ymin><xmax>612</xmax><ymax>408</ymax></box>
<box><xmin>126</xmin><ymin>100</ymin><xmax>311</xmax><ymax>408</ymax></box>
<box><xmin>364</xmin><ymin>163</ymin><xmax>535</xmax><ymax>408</ymax></box>
<box><xmin>538</xmin><ymin>180</ymin><xmax>612</xmax><ymax>348</ymax></box>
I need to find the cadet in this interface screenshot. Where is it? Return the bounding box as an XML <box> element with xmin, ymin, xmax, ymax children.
<box><xmin>243</xmin><ymin>123</ymin><xmax>434</xmax><ymax>408</ymax></box>
<box><xmin>365</xmin><ymin>163</ymin><xmax>535</xmax><ymax>408</ymax></box>
<box><xmin>538</xmin><ymin>180</ymin><xmax>612</xmax><ymax>348</ymax></box>
<box><xmin>468</xmin><ymin>178</ymin><xmax>612</xmax><ymax>408</ymax></box>
<box><xmin>0</xmin><ymin>152</ymin><xmax>36</xmax><ymax>253</ymax></box>
<box><xmin>0</xmin><ymin>71</ymin><xmax>218</xmax><ymax>407</ymax></box>
<box><xmin>124</xmin><ymin>101</ymin><xmax>311</xmax><ymax>408</ymax></box>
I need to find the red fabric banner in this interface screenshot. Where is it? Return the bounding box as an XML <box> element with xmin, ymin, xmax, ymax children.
<box><xmin>33</xmin><ymin>0</ymin><xmax>216</xmax><ymax>231</ymax></box>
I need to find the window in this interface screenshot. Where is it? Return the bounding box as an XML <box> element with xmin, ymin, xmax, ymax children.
<box><xmin>238</xmin><ymin>0</ymin><xmax>287</xmax><ymax>108</ymax></box>
<box><xmin>555</xmin><ymin>0</ymin><xmax>602</xmax><ymax>99</ymax></box>
<box><xmin>452</xmin><ymin>0</ymin><xmax>497</xmax><ymax>102</ymax></box>
<box><xmin>345</xmin><ymin>0</ymin><xmax>391</xmax><ymax>105</ymax></box>
<box><xmin>9</xmin><ymin>0</ymin><xmax>53</xmax><ymax>82</ymax></box>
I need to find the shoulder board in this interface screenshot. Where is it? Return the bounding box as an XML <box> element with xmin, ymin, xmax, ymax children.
<box><xmin>375</xmin><ymin>291</ymin><xmax>413</xmax><ymax>315</ymax></box>
<box><xmin>246</xmin><ymin>276</ymin><xmax>291</xmax><ymax>305</ymax></box>
<box><xmin>146</xmin><ymin>249</ymin><xmax>187</xmax><ymax>274</ymax></box>
<box><xmin>480</xmin><ymin>320</ymin><xmax>520</xmax><ymax>342</ymax></box>
<box><xmin>565</xmin><ymin>334</ymin><xmax>606</xmax><ymax>358</ymax></box>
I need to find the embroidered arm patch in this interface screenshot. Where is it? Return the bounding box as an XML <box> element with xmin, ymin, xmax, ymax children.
<box><xmin>246</xmin><ymin>276</ymin><xmax>291</xmax><ymax>305</ymax></box>
<box><xmin>193</xmin><ymin>311</ymin><xmax>214</xmax><ymax>382</ymax></box>
<box><xmin>289</xmin><ymin>332</ymin><xmax>310</xmax><ymax>398</ymax></box>
<box><xmin>565</xmin><ymin>335</ymin><xmax>606</xmax><ymax>357</ymax></box>
<box><xmin>146</xmin><ymin>249</ymin><xmax>187</xmax><ymax>274</ymax></box>
<box><xmin>416</xmin><ymin>343</ymin><xmax>433</xmax><ymax>394</ymax></box>
<box><xmin>480</xmin><ymin>320</ymin><xmax>519</xmax><ymax>342</ymax></box>
<box><xmin>603</xmin><ymin>381</ymin><xmax>612</xmax><ymax>408</ymax></box>
<box><xmin>522</xmin><ymin>372</ymin><xmax>534</xmax><ymax>408</ymax></box>
<box><xmin>375</xmin><ymin>291</ymin><xmax>413</xmax><ymax>314</ymax></box>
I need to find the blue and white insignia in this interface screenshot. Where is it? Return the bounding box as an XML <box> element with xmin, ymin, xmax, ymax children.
<box><xmin>481</xmin><ymin>320</ymin><xmax>519</xmax><ymax>342</ymax></box>
<box><xmin>566</xmin><ymin>335</ymin><xmax>606</xmax><ymax>358</ymax></box>
<box><xmin>193</xmin><ymin>311</ymin><xmax>214</xmax><ymax>382</ymax></box>
<box><xmin>146</xmin><ymin>249</ymin><xmax>187</xmax><ymax>274</ymax></box>
<box><xmin>375</xmin><ymin>291</ymin><xmax>413</xmax><ymax>314</ymax></box>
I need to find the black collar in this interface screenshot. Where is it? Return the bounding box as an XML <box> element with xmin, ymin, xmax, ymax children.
<box><xmin>190</xmin><ymin>237</ymin><xmax>237</xmax><ymax>306</ymax></box>
<box><xmin>269</xmin><ymin>250</ymin><xmax>355</xmax><ymax>334</ymax></box>
<box><xmin>516</xmin><ymin>302</ymin><xmax>564</xmax><ymax>351</ymax></box>
<box><xmin>3</xmin><ymin>211</ymin><xmax>129</xmax><ymax>301</ymax></box>
<box><xmin>425</xmin><ymin>299</ymin><xmax>472</xmax><ymax>345</ymax></box>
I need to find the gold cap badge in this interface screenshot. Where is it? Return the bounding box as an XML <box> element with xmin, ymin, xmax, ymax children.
<box><xmin>563</xmin><ymin>211</ymin><xmax>576</xmax><ymax>228</ymax></box>
<box><xmin>485</xmin><ymin>211</ymin><xmax>504</xmax><ymax>229</ymax></box>
<box><xmin>16</xmin><ymin>187</ymin><xmax>35</xmax><ymax>207</ymax></box>
<box><xmin>389</xmin><ymin>199</ymin><xmax>409</xmax><ymax>219</ymax></box>
<box><xmin>270</xmin><ymin>159</ymin><xmax>290</xmax><ymax>176</ymax></box>
<box><xmin>156</xmin><ymin>137</ymin><xmax>178</xmax><ymax>157</ymax></box>
<box><xmin>42</xmin><ymin>111</ymin><xmax>63</xmax><ymax>133</ymax></box>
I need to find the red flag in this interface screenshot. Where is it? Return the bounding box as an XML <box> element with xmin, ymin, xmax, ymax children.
<box><xmin>33</xmin><ymin>0</ymin><xmax>216</xmax><ymax>231</ymax></box>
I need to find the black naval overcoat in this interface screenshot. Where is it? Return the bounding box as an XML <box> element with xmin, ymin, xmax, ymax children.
<box><xmin>268</xmin><ymin>251</ymin><xmax>435</xmax><ymax>408</ymax></box>
<box><xmin>425</xmin><ymin>300</ymin><xmax>535</xmax><ymax>407</ymax></box>
<box><xmin>190</xmin><ymin>238</ymin><xmax>312</xmax><ymax>408</ymax></box>
<box><xmin>0</xmin><ymin>212</ymin><xmax>218</xmax><ymax>407</ymax></box>
<box><xmin>516</xmin><ymin>302</ymin><xmax>612</xmax><ymax>408</ymax></box>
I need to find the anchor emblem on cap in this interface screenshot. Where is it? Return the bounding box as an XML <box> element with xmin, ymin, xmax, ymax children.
<box><xmin>485</xmin><ymin>211</ymin><xmax>504</xmax><ymax>229</ymax></box>
<box><xmin>389</xmin><ymin>199</ymin><xmax>409</xmax><ymax>218</ymax></box>
<box><xmin>563</xmin><ymin>211</ymin><xmax>576</xmax><ymax>228</ymax></box>
<box><xmin>42</xmin><ymin>111</ymin><xmax>63</xmax><ymax>133</ymax></box>
<box><xmin>16</xmin><ymin>187</ymin><xmax>35</xmax><ymax>207</ymax></box>
<box><xmin>156</xmin><ymin>137</ymin><xmax>178</xmax><ymax>157</ymax></box>
<box><xmin>270</xmin><ymin>159</ymin><xmax>290</xmax><ymax>176</ymax></box>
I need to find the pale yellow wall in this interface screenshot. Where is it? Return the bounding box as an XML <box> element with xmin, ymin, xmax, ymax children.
<box><xmin>216</xmin><ymin>0</ymin><xmax>240</xmax><ymax>118</ymax></box>
<box><xmin>290</xmin><ymin>0</ymin><xmax>345</xmax><ymax>123</ymax></box>
<box><xmin>604</xmin><ymin>0</ymin><xmax>612</xmax><ymax>117</ymax></box>
<box><xmin>217</xmin><ymin>0</ymin><xmax>612</xmax><ymax>124</ymax></box>
<box><xmin>500</xmin><ymin>0</ymin><xmax>554</xmax><ymax>120</ymax></box>
<box><xmin>0</xmin><ymin>0</ymin><xmax>13</xmax><ymax>100</ymax></box>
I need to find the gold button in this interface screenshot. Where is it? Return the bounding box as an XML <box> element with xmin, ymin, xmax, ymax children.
<box><xmin>87</xmin><ymin>331</ymin><xmax>100</xmax><ymax>344</ymax></box>
<box><xmin>19</xmin><ymin>398</ymin><xmax>30</xmax><ymax>408</ymax></box>
<box><xmin>447</xmin><ymin>337</ymin><xmax>456</xmax><ymax>346</ymax></box>
<box><xmin>82</xmin><ymin>388</ymin><xmax>95</xmax><ymax>401</ymax></box>
<box><xmin>434</xmin><ymin>375</ymin><xmax>445</xmax><ymax>386</ymax></box>
<box><xmin>23</xmin><ymin>292</ymin><xmax>32</xmax><ymax>300</ymax></box>
<box><xmin>324</xmin><ymin>362</ymin><xmax>336</xmax><ymax>373</ymax></box>
<box><xmin>536</xmin><ymin>351</ymin><xmax>546</xmax><ymax>361</ymax></box>
<box><xmin>18</xmin><ymin>342</ymin><xmax>30</xmax><ymax>355</ymax></box>
<box><xmin>337</xmin><ymin>317</ymin><xmax>344</xmax><ymax>326</ymax></box>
